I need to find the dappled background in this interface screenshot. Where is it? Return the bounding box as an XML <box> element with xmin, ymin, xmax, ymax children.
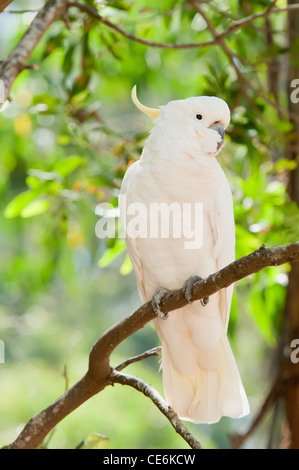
<box><xmin>0</xmin><ymin>0</ymin><xmax>299</xmax><ymax>449</ymax></box>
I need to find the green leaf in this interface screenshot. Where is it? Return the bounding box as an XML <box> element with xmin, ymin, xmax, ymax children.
<box><xmin>54</xmin><ymin>156</ymin><xmax>85</xmax><ymax>177</ymax></box>
<box><xmin>98</xmin><ymin>240</ymin><xmax>126</xmax><ymax>268</ymax></box>
<box><xmin>4</xmin><ymin>190</ymin><xmax>42</xmax><ymax>218</ymax></box>
<box><xmin>56</xmin><ymin>135</ymin><xmax>71</xmax><ymax>145</ymax></box>
<box><xmin>62</xmin><ymin>44</ymin><xmax>76</xmax><ymax>75</ymax></box>
<box><xmin>87</xmin><ymin>433</ymin><xmax>110</xmax><ymax>449</ymax></box>
<box><xmin>70</xmin><ymin>90</ymin><xmax>89</xmax><ymax>106</ymax></box>
<box><xmin>120</xmin><ymin>253</ymin><xmax>132</xmax><ymax>275</ymax></box>
<box><xmin>25</xmin><ymin>176</ymin><xmax>43</xmax><ymax>189</ymax></box>
<box><xmin>21</xmin><ymin>199</ymin><xmax>50</xmax><ymax>218</ymax></box>
<box><xmin>273</xmin><ymin>158</ymin><xmax>298</xmax><ymax>172</ymax></box>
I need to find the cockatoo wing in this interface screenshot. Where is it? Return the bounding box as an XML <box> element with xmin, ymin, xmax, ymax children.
<box><xmin>208</xmin><ymin>168</ymin><xmax>235</xmax><ymax>331</ymax></box>
<box><xmin>119</xmin><ymin>161</ymin><xmax>147</xmax><ymax>304</ymax></box>
<box><xmin>152</xmin><ymin>174</ymin><xmax>249</xmax><ymax>423</ymax></box>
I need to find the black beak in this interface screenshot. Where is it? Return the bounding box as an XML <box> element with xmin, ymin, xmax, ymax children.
<box><xmin>208</xmin><ymin>122</ymin><xmax>225</xmax><ymax>149</ymax></box>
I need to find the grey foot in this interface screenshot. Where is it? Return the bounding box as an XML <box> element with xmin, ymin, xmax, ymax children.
<box><xmin>151</xmin><ymin>288</ymin><xmax>170</xmax><ymax>320</ymax></box>
<box><xmin>183</xmin><ymin>275</ymin><xmax>209</xmax><ymax>307</ymax></box>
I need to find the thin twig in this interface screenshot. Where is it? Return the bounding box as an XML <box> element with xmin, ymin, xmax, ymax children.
<box><xmin>2</xmin><ymin>0</ymin><xmax>299</xmax><ymax>105</ymax></box>
<box><xmin>68</xmin><ymin>0</ymin><xmax>299</xmax><ymax>54</ymax></box>
<box><xmin>67</xmin><ymin>1</ymin><xmax>215</xmax><ymax>50</ymax></box>
<box><xmin>214</xmin><ymin>2</ymin><xmax>299</xmax><ymax>41</ymax></box>
<box><xmin>188</xmin><ymin>0</ymin><xmax>299</xmax><ymax>128</ymax></box>
<box><xmin>110</xmin><ymin>369</ymin><xmax>204</xmax><ymax>449</ymax></box>
<box><xmin>62</xmin><ymin>364</ymin><xmax>69</xmax><ymax>392</ymax></box>
<box><xmin>115</xmin><ymin>347</ymin><xmax>161</xmax><ymax>372</ymax></box>
<box><xmin>8</xmin><ymin>243</ymin><xmax>299</xmax><ymax>449</ymax></box>
<box><xmin>4</xmin><ymin>9</ymin><xmax>39</xmax><ymax>14</ymax></box>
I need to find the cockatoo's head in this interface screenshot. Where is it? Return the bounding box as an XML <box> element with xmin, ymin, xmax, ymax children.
<box><xmin>132</xmin><ymin>86</ymin><xmax>230</xmax><ymax>158</ymax></box>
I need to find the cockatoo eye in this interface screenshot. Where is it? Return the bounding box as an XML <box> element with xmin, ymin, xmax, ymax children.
<box><xmin>196</xmin><ymin>114</ymin><xmax>203</xmax><ymax>120</ymax></box>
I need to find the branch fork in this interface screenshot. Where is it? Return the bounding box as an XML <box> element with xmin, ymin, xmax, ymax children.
<box><xmin>8</xmin><ymin>243</ymin><xmax>299</xmax><ymax>449</ymax></box>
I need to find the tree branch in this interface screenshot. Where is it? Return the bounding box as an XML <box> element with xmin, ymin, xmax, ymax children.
<box><xmin>0</xmin><ymin>0</ymin><xmax>13</xmax><ymax>13</ymax></box>
<box><xmin>110</xmin><ymin>369</ymin><xmax>204</xmax><ymax>449</ymax></box>
<box><xmin>68</xmin><ymin>1</ymin><xmax>299</xmax><ymax>56</ymax></box>
<box><xmin>214</xmin><ymin>2</ymin><xmax>299</xmax><ymax>41</ymax></box>
<box><xmin>8</xmin><ymin>242</ymin><xmax>299</xmax><ymax>449</ymax></box>
<box><xmin>0</xmin><ymin>0</ymin><xmax>69</xmax><ymax>102</ymax></box>
<box><xmin>8</xmin><ymin>372</ymin><xmax>105</xmax><ymax>449</ymax></box>
<box><xmin>2</xmin><ymin>0</ymin><xmax>299</xmax><ymax>103</ymax></box>
<box><xmin>66</xmin><ymin>1</ymin><xmax>216</xmax><ymax>50</ymax></box>
<box><xmin>68</xmin><ymin>1</ymin><xmax>299</xmax><ymax>50</ymax></box>
<box><xmin>188</xmin><ymin>0</ymin><xmax>299</xmax><ymax>127</ymax></box>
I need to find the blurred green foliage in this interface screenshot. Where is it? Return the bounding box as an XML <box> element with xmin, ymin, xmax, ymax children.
<box><xmin>0</xmin><ymin>0</ymin><xmax>298</xmax><ymax>449</ymax></box>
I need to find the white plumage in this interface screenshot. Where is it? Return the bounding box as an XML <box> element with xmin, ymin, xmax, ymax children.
<box><xmin>119</xmin><ymin>88</ymin><xmax>249</xmax><ymax>423</ymax></box>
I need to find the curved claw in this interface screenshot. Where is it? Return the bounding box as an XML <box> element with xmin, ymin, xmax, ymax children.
<box><xmin>183</xmin><ymin>275</ymin><xmax>209</xmax><ymax>306</ymax></box>
<box><xmin>151</xmin><ymin>288</ymin><xmax>170</xmax><ymax>320</ymax></box>
<box><xmin>200</xmin><ymin>296</ymin><xmax>209</xmax><ymax>307</ymax></box>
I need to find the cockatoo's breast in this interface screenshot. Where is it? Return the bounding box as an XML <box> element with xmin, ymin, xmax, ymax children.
<box><xmin>121</xmin><ymin>155</ymin><xmax>233</xmax><ymax>295</ymax></box>
<box><xmin>139</xmin><ymin>143</ymin><xmax>226</xmax><ymax>202</ymax></box>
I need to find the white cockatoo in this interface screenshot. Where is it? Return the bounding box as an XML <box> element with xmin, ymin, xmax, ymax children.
<box><xmin>119</xmin><ymin>86</ymin><xmax>249</xmax><ymax>423</ymax></box>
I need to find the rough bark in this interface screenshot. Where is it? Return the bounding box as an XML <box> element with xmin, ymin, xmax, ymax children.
<box><xmin>0</xmin><ymin>0</ymin><xmax>68</xmax><ymax>102</ymax></box>
<box><xmin>0</xmin><ymin>0</ymin><xmax>13</xmax><ymax>13</ymax></box>
<box><xmin>9</xmin><ymin>243</ymin><xmax>299</xmax><ymax>449</ymax></box>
